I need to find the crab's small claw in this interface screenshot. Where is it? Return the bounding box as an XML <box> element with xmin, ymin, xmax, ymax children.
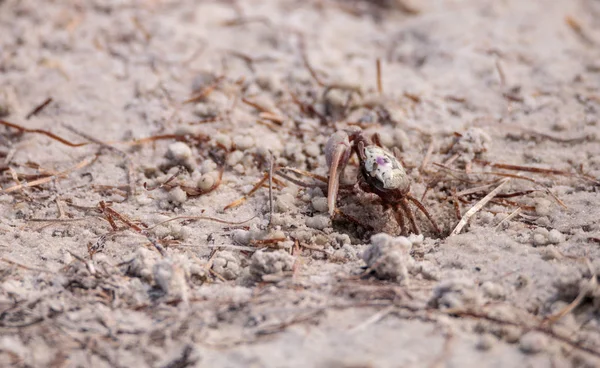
<box><xmin>325</xmin><ymin>131</ymin><xmax>352</xmax><ymax>217</ymax></box>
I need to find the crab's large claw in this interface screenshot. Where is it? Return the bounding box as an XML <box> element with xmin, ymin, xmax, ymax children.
<box><xmin>325</xmin><ymin>131</ymin><xmax>352</xmax><ymax>217</ymax></box>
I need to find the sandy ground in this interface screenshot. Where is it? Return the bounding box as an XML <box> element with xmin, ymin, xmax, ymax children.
<box><xmin>1</xmin><ymin>0</ymin><xmax>600</xmax><ymax>367</ymax></box>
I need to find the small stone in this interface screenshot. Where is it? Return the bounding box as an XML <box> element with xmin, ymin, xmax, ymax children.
<box><xmin>305</xmin><ymin>215</ymin><xmax>331</xmax><ymax>230</ymax></box>
<box><xmin>153</xmin><ymin>258</ymin><xmax>189</xmax><ymax>302</ymax></box>
<box><xmin>502</xmin><ymin>326</ymin><xmax>522</xmax><ymax>343</ymax></box>
<box><xmin>249</xmin><ymin>250</ymin><xmax>294</xmax><ymax>279</ymax></box>
<box><xmin>311</xmin><ymin>197</ymin><xmax>329</xmax><ymax>213</ymax></box>
<box><xmin>478</xmin><ymin>211</ymin><xmax>494</xmax><ymax>224</ymax></box>
<box><xmin>194</xmin><ymin>102</ymin><xmax>219</xmax><ymax>118</ymax></box>
<box><xmin>548</xmin><ymin>229</ymin><xmax>564</xmax><ymax>244</ymax></box>
<box><xmin>214</xmin><ymin>134</ymin><xmax>232</xmax><ymax>151</ymax></box>
<box><xmin>267</xmin><ymin>229</ymin><xmax>286</xmax><ymax>240</ymax></box>
<box><xmin>212</xmin><ymin>251</ymin><xmax>241</xmax><ymax>280</ymax></box>
<box><xmin>417</xmin><ymin>261</ymin><xmax>440</xmax><ymax>281</ymax></box>
<box><xmin>451</xmin><ymin>127</ymin><xmax>491</xmax><ymax>158</ymax></box>
<box><xmin>331</xmin><ymin>244</ymin><xmax>357</xmax><ymax>262</ymax></box>
<box><xmin>136</xmin><ymin>194</ymin><xmax>153</xmax><ymax>205</ymax></box>
<box><xmin>519</xmin><ymin>332</ymin><xmax>547</xmax><ymax>354</ymax></box>
<box><xmin>333</xmin><ymin>233</ymin><xmax>351</xmax><ymax>248</ymax></box>
<box><xmin>476</xmin><ymin>334</ymin><xmax>496</xmax><ymax>351</ymax></box>
<box><xmin>532</xmin><ymin>233</ymin><xmax>548</xmax><ymax>246</ymax></box>
<box><xmin>394</xmin><ymin>129</ymin><xmax>410</xmax><ymax>151</ymax></box>
<box><xmin>541</xmin><ymin>245</ymin><xmax>562</xmax><ymax>260</ymax></box>
<box><xmin>291</xmin><ymin>230</ymin><xmax>312</xmax><ymax>242</ymax></box>
<box><xmin>62</xmin><ymin>251</ymin><xmax>73</xmax><ymax>265</ymax></box>
<box><xmin>276</xmin><ymin>193</ymin><xmax>296</xmax><ymax>212</ymax></box>
<box><xmin>168</xmin><ymin>187</ymin><xmax>187</xmax><ymax>204</ymax></box>
<box><xmin>197</xmin><ymin>173</ymin><xmax>216</xmax><ymax>191</ymax></box>
<box><xmin>515</xmin><ymin>274</ymin><xmax>530</xmax><ymax>289</ymax></box>
<box><xmin>481</xmin><ymin>281</ymin><xmax>506</xmax><ymax>300</ymax></box>
<box><xmin>534</xmin><ymin>198</ymin><xmax>552</xmax><ymax>216</ymax></box>
<box><xmin>323</xmin><ymin>88</ymin><xmax>347</xmax><ymax>119</ymax></box>
<box><xmin>226</xmin><ymin>150</ymin><xmax>244</xmax><ymax>166</ymax></box>
<box><xmin>199</xmin><ymin>159</ymin><xmax>217</xmax><ymax>174</ymax></box>
<box><xmin>255</xmin><ymin>74</ymin><xmax>281</xmax><ymax>92</ymax></box>
<box><xmin>314</xmin><ymin>234</ymin><xmax>329</xmax><ymax>246</ymax></box>
<box><xmin>429</xmin><ymin>278</ymin><xmax>481</xmax><ymax>310</ymax></box>
<box><xmin>377</xmin><ymin>132</ymin><xmax>395</xmax><ymax>148</ymax></box>
<box><xmin>166</xmin><ymin>142</ymin><xmax>192</xmax><ymax>162</ymax></box>
<box><xmin>232</xmin><ymin>229</ymin><xmax>251</xmax><ymax>245</ymax></box>
<box><xmin>304</xmin><ymin>143</ymin><xmax>320</xmax><ymax>158</ymax></box>
<box><xmin>362</xmin><ymin>233</ymin><xmax>415</xmax><ymax>283</ymax></box>
<box><xmin>233</xmin><ymin>135</ymin><xmax>255</xmax><ymax>150</ymax></box>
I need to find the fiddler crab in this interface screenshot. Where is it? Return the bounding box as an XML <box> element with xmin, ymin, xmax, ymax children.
<box><xmin>325</xmin><ymin>129</ymin><xmax>441</xmax><ymax>236</ymax></box>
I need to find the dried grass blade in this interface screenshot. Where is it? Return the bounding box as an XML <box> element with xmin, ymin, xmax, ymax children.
<box><xmin>451</xmin><ymin>178</ymin><xmax>510</xmax><ymax>236</ymax></box>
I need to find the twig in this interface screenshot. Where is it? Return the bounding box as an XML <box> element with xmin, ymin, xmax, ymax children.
<box><xmin>544</xmin><ymin>272</ymin><xmax>597</xmax><ymax>325</ymax></box>
<box><xmin>565</xmin><ymin>15</ymin><xmax>596</xmax><ymax>46</ymax></box>
<box><xmin>495</xmin><ymin>58</ymin><xmax>506</xmax><ymax>86</ymax></box>
<box><xmin>349</xmin><ymin>305</ymin><xmax>393</xmax><ymax>333</ymax></box>
<box><xmin>2</xmin><ymin>155</ymin><xmax>97</xmax><ymax>193</ymax></box>
<box><xmin>0</xmin><ymin>258</ymin><xmax>55</xmax><ymax>274</ymax></box>
<box><xmin>0</xmin><ymin>119</ymin><xmax>86</xmax><ymax>147</ymax></box>
<box><xmin>224</xmin><ymin>172</ymin><xmax>270</xmax><ymax>210</ymax></box>
<box><xmin>494</xmin><ymin>207</ymin><xmax>522</xmax><ymax>230</ymax></box>
<box><xmin>267</xmin><ymin>151</ymin><xmax>275</xmax><ymax>228</ymax></box>
<box><xmin>420</xmin><ymin>139</ymin><xmax>435</xmax><ymax>173</ymax></box>
<box><xmin>146</xmin><ymin>214</ymin><xmax>257</xmax><ymax>230</ymax></box>
<box><xmin>451</xmin><ymin>178</ymin><xmax>510</xmax><ymax>236</ymax></box>
<box><xmin>299</xmin><ymin>38</ymin><xmax>326</xmax><ymax>87</ymax></box>
<box><xmin>25</xmin><ymin>97</ymin><xmax>53</xmax><ymax>119</ymax></box>
<box><xmin>455</xmin><ymin>181</ymin><xmax>501</xmax><ymax>197</ymax></box>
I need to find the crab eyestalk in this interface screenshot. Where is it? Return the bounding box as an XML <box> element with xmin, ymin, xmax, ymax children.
<box><xmin>325</xmin><ymin>131</ymin><xmax>352</xmax><ymax>217</ymax></box>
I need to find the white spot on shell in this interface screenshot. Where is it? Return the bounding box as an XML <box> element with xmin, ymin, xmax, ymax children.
<box><xmin>362</xmin><ymin>146</ymin><xmax>407</xmax><ymax>189</ymax></box>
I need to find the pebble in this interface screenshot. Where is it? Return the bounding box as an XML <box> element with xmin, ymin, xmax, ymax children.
<box><xmin>135</xmin><ymin>194</ymin><xmax>153</xmax><ymax>206</ymax></box>
<box><xmin>249</xmin><ymin>250</ymin><xmax>295</xmax><ymax>279</ymax></box>
<box><xmin>314</xmin><ymin>234</ymin><xmax>329</xmax><ymax>246</ymax></box>
<box><xmin>276</xmin><ymin>193</ymin><xmax>296</xmax><ymax>212</ymax></box>
<box><xmin>362</xmin><ymin>233</ymin><xmax>415</xmax><ymax>283</ymax></box>
<box><xmin>519</xmin><ymin>332</ymin><xmax>548</xmax><ymax>354</ymax></box>
<box><xmin>541</xmin><ymin>245</ymin><xmax>562</xmax><ymax>260</ymax></box>
<box><xmin>481</xmin><ymin>281</ymin><xmax>506</xmax><ymax>300</ymax></box>
<box><xmin>212</xmin><ymin>251</ymin><xmax>241</xmax><ymax>280</ymax></box>
<box><xmin>199</xmin><ymin>159</ymin><xmax>217</xmax><ymax>174</ymax></box>
<box><xmin>534</xmin><ymin>198</ymin><xmax>552</xmax><ymax>216</ymax></box>
<box><xmin>166</xmin><ymin>142</ymin><xmax>192</xmax><ymax>162</ymax></box>
<box><xmin>476</xmin><ymin>334</ymin><xmax>496</xmax><ymax>351</ymax></box>
<box><xmin>233</xmin><ymin>135</ymin><xmax>255</xmax><ymax>150</ymax></box>
<box><xmin>168</xmin><ymin>187</ymin><xmax>187</xmax><ymax>204</ymax></box>
<box><xmin>478</xmin><ymin>211</ymin><xmax>494</xmax><ymax>224</ymax></box>
<box><xmin>377</xmin><ymin>132</ymin><xmax>395</xmax><ymax>148</ymax></box>
<box><xmin>548</xmin><ymin>229</ymin><xmax>564</xmax><ymax>244</ymax></box>
<box><xmin>304</xmin><ymin>143</ymin><xmax>320</xmax><ymax>158</ymax></box>
<box><xmin>331</xmin><ymin>244</ymin><xmax>357</xmax><ymax>262</ymax></box>
<box><xmin>417</xmin><ymin>261</ymin><xmax>440</xmax><ymax>281</ymax></box>
<box><xmin>311</xmin><ymin>197</ymin><xmax>329</xmax><ymax>213</ymax></box>
<box><xmin>394</xmin><ymin>129</ymin><xmax>410</xmax><ymax>151</ymax></box>
<box><xmin>214</xmin><ymin>133</ymin><xmax>232</xmax><ymax>151</ymax></box>
<box><xmin>197</xmin><ymin>173</ymin><xmax>216</xmax><ymax>191</ymax></box>
<box><xmin>532</xmin><ymin>233</ymin><xmax>548</xmax><ymax>246</ymax></box>
<box><xmin>305</xmin><ymin>215</ymin><xmax>331</xmax><ymax>230</ymax></box>
<box><xmin>226</xmin><ymin>150</ymin><xmax>244</xmax><ymax>166</ymax></box>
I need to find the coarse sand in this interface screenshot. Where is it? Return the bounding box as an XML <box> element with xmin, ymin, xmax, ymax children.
<box><xmin>1</xmin><ymin>0</ymin><xmax>600</xmax><ymax>367</ymax></box>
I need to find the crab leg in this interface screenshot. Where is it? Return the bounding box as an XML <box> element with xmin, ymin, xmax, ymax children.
<box><xmin>399</xmin><ymin>198</ymin><xmax>420</xmax><ymax>235</ymax></box>
<box><xmin>406</xmin><ymin>194</ymin><xmax>442</xmax><ymax>234</ymax></box>
<box><xmin>325</xmin><ymin>131</ymin><xmax>352</xmax><ymax>217</ymax></box>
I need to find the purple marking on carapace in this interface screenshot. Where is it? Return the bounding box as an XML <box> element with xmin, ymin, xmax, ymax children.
<box><xmin>376</xmin><ymin>156</ymin><xmax>388</xmax><ymax>166</ymax></box>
